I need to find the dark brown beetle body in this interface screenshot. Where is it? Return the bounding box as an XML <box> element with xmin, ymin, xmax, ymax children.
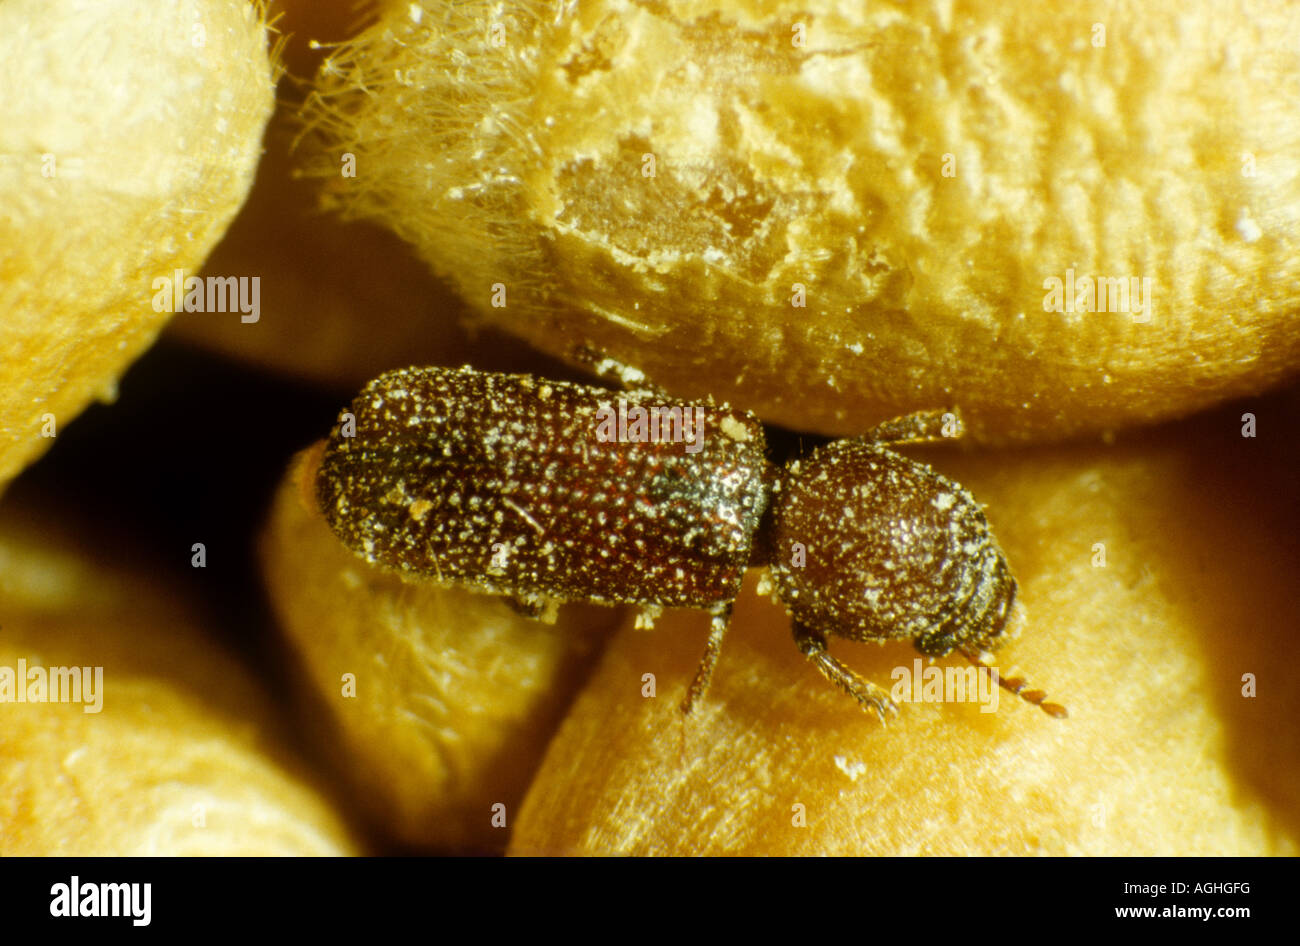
<box><xmin>317</xmin><ymin>364</ymin><xmax>1065</xmax><ymax>721</ymax></box>
<box><xmin>769</xmin><ymin>440</ymin><xmax>1015</xmax><ymax>657</ymax></box>
<box><xmin>317</xmin><ymin>366</ymin><xmax>769</xmax><ymax>614</ymax></box>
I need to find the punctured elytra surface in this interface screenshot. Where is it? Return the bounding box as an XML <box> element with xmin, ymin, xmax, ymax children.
<box><xmin>317</xmin><ymin>366</ymin><xmax>770</xmax><ymax>609</ymax></box>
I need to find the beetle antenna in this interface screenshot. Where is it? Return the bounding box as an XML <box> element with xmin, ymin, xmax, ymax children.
<box><xmin>960</xmin><ymin>647</ymin><xmax>1068</xmax><ymax>719</ymax></box>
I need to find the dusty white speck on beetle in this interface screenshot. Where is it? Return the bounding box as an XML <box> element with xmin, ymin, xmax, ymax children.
<box><xmin>316</xmin><ymin>364</ymin><xmax>1067</xmax><ymax>722</ymax></box>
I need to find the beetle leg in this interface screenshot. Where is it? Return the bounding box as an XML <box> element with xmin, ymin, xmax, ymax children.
<box><xmin>793</xmin><ymin>622</ymin><xmax>899</xmax><ymax>724</ymax></box>
<box><xmin>680</xmin><ymin>602</ymin><xmax>733</xmax><ymax>715</ymax></box>
<box><xmin>504</xmin><ymin>594</ymin><xmax>560</xmax><ymax>624</ymax></box>
<box><xmin>858</xmin><ymin>408</ymin><xmax>964</xmax><ymax>447</ymax></box>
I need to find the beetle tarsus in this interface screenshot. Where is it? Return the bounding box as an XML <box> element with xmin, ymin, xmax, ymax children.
<box><xmin>504</xmin><ymin>594</ymin><xmax>559</xmax><ymax>623</ymax></box>
<box><xmin>859</xmin><ymin>408</ymin><xmax>964</xmax><ymax>447</ymax></box>
<box><xmin>793</xmin><ymin>622</ymin><xmax>899</xmax><ymax>724</ymax></box>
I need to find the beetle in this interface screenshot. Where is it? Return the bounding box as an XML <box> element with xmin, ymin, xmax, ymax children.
<box><xmin>315</xmin><ymin>363</ymin><xmax>1066</xmax><ymax>721</ymax></box>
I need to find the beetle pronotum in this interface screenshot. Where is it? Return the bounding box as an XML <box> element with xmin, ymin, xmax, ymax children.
<box><xmin>316</xmin><ymin>364</ymin><xmax>1066</xmax><ymax>721</ymax></box>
